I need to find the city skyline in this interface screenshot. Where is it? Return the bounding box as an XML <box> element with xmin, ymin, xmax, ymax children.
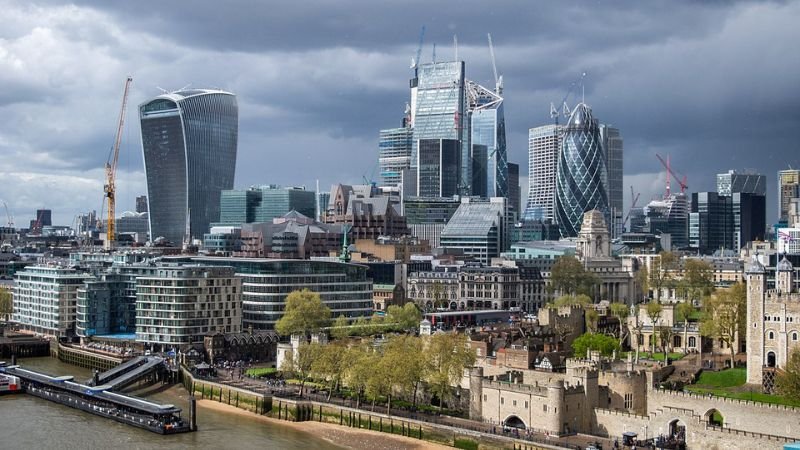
<box><xmin>1</xmin><ymin>1</ymin><xmax>799</xmax><ymax>226</ymax></box>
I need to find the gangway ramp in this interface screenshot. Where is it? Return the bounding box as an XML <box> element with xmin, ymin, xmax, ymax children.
<box><xmin>92</xmin><ymin>356</ymin><xmax>148</xmax><ymax>386</ymax></box>
<box><xmin>103</xmin><ymin>356</ymin><xmax>165</xmax><ymax>390</ymax></box>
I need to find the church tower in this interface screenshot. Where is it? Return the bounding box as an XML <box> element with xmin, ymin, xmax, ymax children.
<box><xmin>576</xmin><ymin>209</ymin><xmax>610</xmax><ymax>261</ymax></box>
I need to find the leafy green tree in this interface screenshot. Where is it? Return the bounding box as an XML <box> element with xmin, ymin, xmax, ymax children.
<box><xmin>329</xmin><ymin>315</ymin><xmax>352</xmax><ymax>340</ymax></box>
<box><xmin>609</xmin><ymin>302</ymin><xmax>630</xmax><ymax>348</ymax></box>
<box><xmin>651</xmin><ymin>251</ymin><xmax>677</xmax><ymax>301</ymax></box>
<box><xmin>0</xmin><ymin>287</ymin><xmax>12</xmax><ymax>321</ymax></box>
<box><xmin>286</xmin><ymin>342</ymin><xmax>323</xmax><ymax>398</ymax></box>
<box><xmin>777</xmin><ymin>347</ymin><xmax>800</xmax><ymax>402</ymax></box>
<box><xmin>676</xmin><ymin>301</ymin><xmax>695</xmax><ymax>353</ymax></box>
<box><xmin>700</xmin><ymin>282</ymin><xmax>746</xmax><ymax>368</ymax></box>
<box><xmin>585</xmin><ymin>308</ymin><xmax>599</xmax><ymax>334</ymax></box>
<box><xmin>386</xmin><ymin>302</ymin><xmax>422</xmax><ymax>331</ymax></box>
<box><xmin>275</xmin><ymin>289</ymin><xmax>331</xmax><ymax>337</ymax></box>
<box><xmin>425</xmin><ymin>333</ymin><xmax>476</xmax><ymax>410</ymax></box>
<box><xmin>680</xmin><ymin>259</ymin><xmax>715</xmax><ymax>303</ymax></box>
<box><xmin>311</xmin><ymin>341</ymin><xmax>348</xmax><ymax>400</ymax></box>
<box><xmin>551</xmin><ymin>294</ymin><xmax>592</xmax><ymax>308</ymax></box>
<box><xmin>342</xmin><ymin>343</ymin><xmax>374</xmax><ymax>409</ymax></box>
<box><xmin>646</xmin><ymin>301</ymin><xmax>663</xmax><ymax>354</ymax></box>
<box><xmin>572</xmin><ymin>332</ymin><xmax>620</xmax><ymax>357</ymax></box>
<box><xmin>635</xmin><ymin>264</ymin><xmax>650</xmax><ymax>299</ymax></box>
<box><xmin>549</xmin><ymin>256</ymin><xmax>600</xmax><ymax>299</ymax></box>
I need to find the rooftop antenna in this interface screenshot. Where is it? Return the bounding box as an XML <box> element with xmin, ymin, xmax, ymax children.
<box><xmin>581</xmin><ymin>72</ymin><xmax>586</xmax><ymax>103</ymax></box>
<box><xmin>432</xmin><ymin>43</ymin><xmax>436</xmax><ymax>63</ymax></box>
<box><xmin>453</xmin><ymin>35</ymin><xmax>458</xmax><ymax>62</ymax></box>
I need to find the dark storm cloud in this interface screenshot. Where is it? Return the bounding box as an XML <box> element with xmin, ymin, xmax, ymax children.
<box><xmin>1</xmin><ymin>0</ymin><xmax>798</xmax><ymax>225</ymax></box>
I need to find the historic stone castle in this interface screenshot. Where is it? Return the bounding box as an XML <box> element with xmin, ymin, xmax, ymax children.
<box><xmin>746</xmin><ymin>254</ymin><xmax>800</xmax><ymax>391</ymax></box>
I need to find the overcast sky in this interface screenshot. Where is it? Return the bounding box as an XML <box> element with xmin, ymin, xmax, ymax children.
<box><xmin>1</xmin><ymin>0</ymin><xmax>798</xmax><ymax>226</ymax></box>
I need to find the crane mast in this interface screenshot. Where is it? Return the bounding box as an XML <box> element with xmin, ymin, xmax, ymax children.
<box><xmin>104</xmin><ymin>76</ymin><xmax>133</xmax><ymax>250</ymax></box>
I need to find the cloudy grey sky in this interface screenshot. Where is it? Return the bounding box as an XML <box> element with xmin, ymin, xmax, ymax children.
<box><xmin>1</xmin><ymin>0</ymin><xmax>798</xmax><ymax>226</ymax></box>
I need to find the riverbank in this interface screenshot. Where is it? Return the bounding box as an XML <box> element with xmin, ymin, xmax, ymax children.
<box><xmin>198</xmin><ymin>399</ymin><xmax>451</xmax><ymax>450</ymax></box>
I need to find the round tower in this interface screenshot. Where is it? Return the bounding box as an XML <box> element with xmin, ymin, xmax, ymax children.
<box><xmin>777</xmin><ymin>255</ymin><xmax>794</xmax><ymax>294</ymax></box>
<box><xmin>468</xmin><ymin>366</ymin><xmax>483</xmax><ymax>421</ymax></box>
<box><xmin>547</xmin><ymin>379</ymin><xmax>566</xmax><ymax>436</ymax></box>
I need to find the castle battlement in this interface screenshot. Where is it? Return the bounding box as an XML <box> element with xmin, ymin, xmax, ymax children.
<box><xmin>482</xmin><ymin>379</ymin><xmax>549</xmax><ymax>396</ymax></box>
<box><xmin>653</xmin><ymin>387</ymin><xmax>799</xmax><ymax>411</ymax></box>
<box><xmin>765</xmin><ymin>290</ymin><xmax>800</xmax><ymax>301</ymax></box>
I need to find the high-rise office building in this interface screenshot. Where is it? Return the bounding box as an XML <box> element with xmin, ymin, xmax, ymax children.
<box><xmin>417</xmin><ymin>139</ymin><xmax>461</xmax><ymax>198</ymax></box>
<box><xmin>732</xmin><ymin>192</ymin><xmax>766</xmax><ymax>250</ymax></box>
<box><xmin>469</xmin><ymin>81</ymin><xmax>507</xmax><ymax>198</ymax></box>
<box><xmin>555</xmin><ymin>103</ymin><xmax>609</xmax><ymax>237</ymax></box>
<box><xmin>778</xmin><ymin>169</ymin><xmax>800</xmax><ymax>222</ymax></box>
<box><xmin>717</xmin><ymin>170</ymin><xmax>766</xmax><ymax>196</ymax></box>
<box><xmin>135</xmin><ymin>195</ymin><xmax>148</xmax><ymax>214</ymax></box>
<box><xmin>524</xmin><ymin>124</ymin><xmax>562</xmax><ymax>221</ymax></box>
<box><xmin>600</xmin><ymin>125</ymin><xmax>623</xmax><ymax>238</ymax></box>
<box><xmin>404</xmin><ymin>196</ymin><xmax>461</xmax><ymax>248</ymax></box>
<box><xmin>411</xmin><ymin>62</ymin><xmax>468</xmax><ymax>190</ymax></box>
<box><xmin>139</xmin><ymin>89</ymin><xmax>238</xmax><ymax>244</ymax></box>
<box><xmin>30</xmin><ymin>209</ymin><xmax>52</xmax><ymax>231</ymax></box>
<box><xmin>471</xmin><ymin>144</ymin><xmax>488</xmax><ymax>198</ymax></box>
<box><xmin>216</xmin><ymin>186</ymin><xmax>316</xmax><ymax>226</ymax></box>
<box><xmin>508</xmin><ymin>162</ymin><xmax>520</xmax><ymax>215</ymax></box>
<box><xmin>640</xmin><ymin>193</ymin><xmax>689</xmax><ymax>249</ymax></box>
<box><xmin>378</xmin><ymin>126</ymin><xmax>414</xmax><ymax>188</ymax></box>
<box><xmin>440</xmin><ymin>197</ymin><xmax>509</xmax><ymax>264</ymax></box>
<box><xmin>689</xmin><ymin>192</ymin><xmax>733</xmax><ymax>254</ymax></box>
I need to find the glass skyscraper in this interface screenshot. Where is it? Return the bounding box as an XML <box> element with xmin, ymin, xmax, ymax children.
<box><xmin>417</xmin><ymin>139</ymin><xmax>461</xmax><ymax>198</ymax></box>
<box><xmin>469</xmin><ymin>81</ymin><xmax>507</xmax><ymax>198</ymax></box>
<box><xmin>600</xmin><ymin>125</ymin><xmax>623</xmax><ymax>238</ymax></box>
<box><xmin>555</xmin><ymin>103</ymin><xmax>609</xmax><ymax>237</ymax></box>
<box><xmin>525</xmin><ymin>124</ymin><xmax>562</xmax><ymax>221</ymax></box>
<box><xmin>378</xmin><ymin>126</ymin><xmax>414</xmax><ymax>188</ymax></box>
<box><xmin>140</xmin><ymin>89</ymin><xmax>238</xmax><ymax>244</ymax></box>
<box><xmin>412</xmin><ymin>61</ymin><xmax>468</xmax><ymax>191</ymax></box>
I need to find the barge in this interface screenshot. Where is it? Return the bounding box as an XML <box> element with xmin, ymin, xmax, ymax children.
<box><xmin>1</xmin><ymin>364</ymin><xmax>192</xmax><ymax>434</ymax></box>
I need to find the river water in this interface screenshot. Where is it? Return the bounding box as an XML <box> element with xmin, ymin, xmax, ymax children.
<box><xmin>1</xmin><ymin>357</ymin><xmax>341</xmax><ymax>449</ymax></box>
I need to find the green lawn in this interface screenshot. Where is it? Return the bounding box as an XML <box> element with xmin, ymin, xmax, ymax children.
<box><xmin>245</xmin><ymin>367</ymin><xmax>278</xmax><ymax>377</ymax></box>
<box><xmin>685</xmin><ymin>368</ymin><xmax>800</xmax><ymax>407</ymax></box>
<box><xmin>638</xmin><ymin>352</ymin><xmax>685</xmax><ymax>361</ymax></box>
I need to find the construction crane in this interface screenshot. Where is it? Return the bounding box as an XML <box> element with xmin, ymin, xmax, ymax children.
<box><xmin>487</xmin><ymin>33</ymin><xmax>503</xmax><ymax>95</ymax></box>
<box><xmin>623</xmin><ymin>186</ymin><xmax>641</xmax><ymax>229</ymax></box>
<box><xmin>550</xmin><ymin>73</ymin><xmax>586</xmax><ymax>125</ymax></box>
<box><xmin>1</xmin><ymin>201</ymin><xmax>13</xmax><ymax>228</ymax></box>
<box><xmin>410</xmin><ymin>25</ymin><xmax>426</xmax><ymax>74</ymax></box>
<box><xmin>103</xmin><ymin>76</ymin><xmax>133</xmax><ymax>250</ymax></box>
<box><xmin>655</xmin><ymin>153</ymin><xmax>688</xmax><ymax>196</ymax></box>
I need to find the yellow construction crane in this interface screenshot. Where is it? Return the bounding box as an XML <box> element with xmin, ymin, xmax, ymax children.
<box><xmin>104</xmin><ymin>76</ymin><xmax>133</xmax><ymax>249</ymax></box>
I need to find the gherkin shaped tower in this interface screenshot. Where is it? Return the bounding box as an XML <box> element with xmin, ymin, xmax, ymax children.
<box><xmin>555</xmin><ymin>103</ymin><xmax>609</xmax><ymax>237</ymax></box>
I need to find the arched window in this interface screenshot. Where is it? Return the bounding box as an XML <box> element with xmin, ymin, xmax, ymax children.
<box><xmin>793</xmin><ymin>332</ymin><xmax>798</xmax><ymax>342</ymax></box>
<box><xmin>769</xmin><ymin>331</ymin><xmax>775</xmax><ymax>340</ymax></box>
<box><xmin>688</xmin><ymin>336</ymin><xmax>697</xmax><ymax>348</ymax></box>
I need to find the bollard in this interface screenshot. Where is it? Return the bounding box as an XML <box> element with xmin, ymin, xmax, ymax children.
<box><xmin>11</xmin><ymin>354</ymin><xmax>16</xmax><ymax>366</ymax></box>
<box><xmin>189</xmin><ymin>396</ymin><xmax>197</xmax><ymax>431</ymax></box>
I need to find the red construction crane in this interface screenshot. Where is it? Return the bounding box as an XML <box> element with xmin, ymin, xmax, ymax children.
<box><xmin>655</xmin><ymin>153</ymin><xmax>688</xmax><ymax>196</ymax></box>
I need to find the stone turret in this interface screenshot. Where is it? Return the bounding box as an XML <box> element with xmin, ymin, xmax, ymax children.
<box><xmin>576</xmin><ymin>209</ymin><xmax>610</xmax><ymax>261</ymax></box>
<box><xmin>547</xmin><ymin>379</ymin><xmax>566</xmax><ymax>435</ymax></box>
<box><xmin>776</xmin><ymin>255</ymin><xmax>794</xmax><ymax>294</ymax></box>
<box><xmin>468</xmin><ymin>366</ymin><xmax>484</xmax><ymax>421</ymax></box>
<box><xmin>746</xmin><ymin>254</ymin><xmax>767</xmax><ymax>385</ymax></box>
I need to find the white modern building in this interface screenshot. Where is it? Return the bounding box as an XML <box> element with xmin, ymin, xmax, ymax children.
<box><xmin>524</xmin><ymin>124</ymin><xmax>562</xmax><ymax>221</ymax></box>
<box><xmin>13</xmin><ymin>266</ymin><xmax>87</xmax><ymax>337</ymax></box>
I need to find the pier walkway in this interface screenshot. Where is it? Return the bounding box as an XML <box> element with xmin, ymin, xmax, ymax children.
<box><xmin>91</xmin><ymin>356</ymin><xmax>166</xmax><ymax>390</ymax></box>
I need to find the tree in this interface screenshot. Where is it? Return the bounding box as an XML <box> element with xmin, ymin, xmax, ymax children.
<box><xmin>635</xmin><ymin>264</ymin><xmax>649</xmax><ymax>300</ymax></box>
<box><xmin>700</xmin><ymin>282</ymin><xmax>746</xmax><ymax>368</ymax></box>
<box><xmin>275</xmin><ymin>289</ymin><xmax>332</xmax><ymax>337</ymax></box>
<box><xmin>286</xmin><ymin>342</ymin><xmax>323</xmax><ymax>398</ymax></box>
<box><xmin>378</xmin><ymin>335</ymin><xmax>427</xmax><ymax>414</ymax></box>
<box><xmin>651</xmin><ymin>251</ymin><xmax>676</xmax><ymax>301</ymax></box>
<box><xmin>777</xmin><ymin>347</ymin><xmax>800</xmax><ymax>402</ymax></box>
<box><xmin>585</xmin><ymin>309</ymin><xmax>600</xmax><ymax>334</ymax></box>
<box><xmin>430</xmin><ymin>283</ymin><xmax>446</xmax><ymax>310</ymax></box>
<box><xmin>549</xmin><ymin>256</ymin><xmax>600</xmax><ymax>299</ymax></box>
<box><xmin>680</xmin><ymin>259</ymin><xmax>715</xmax><ymax>304</ymax></box>
<box><xmin>609</xmin><ymin>302</ymin><xmax>631</xmax><ymax>348</ymax></box>
<box><xmin>551</xmin><ymin>294</ymin><xmax>592</xmax><ymax>308</ymax></box>
<box><xmin>425</xmin><ymin>333</ymin><xmax>476</xmax><ymax>410</ymax></box>
<box><xmin>676</xmin><ymin>301</ymin><xmax>695</xmax><ymax>353</ymax></box>
<box><xmin>386</xmin><ymin>302</ymin><xmax>422</xmax><ymax>331</ymax></box>
<box><xmin>342</xmin><ymin>343</ymin><xmax>374</xmax><ymax>409</ymax></box>
<box><xmin>329</xmin><ymin>315</ymin><xmax>352</xmax><ymax>340</ymax></box>
<box><xmin>311</xmin><ymin>341</ymin><xmax>348</xmax><ymax>400</ymax></box>
<box><xmin>0</xmin><ymin>287</ymin><xmax>12</xmax><ymax>321</ymax></box>
<box><xmin>646</xmin><ymin>301</ymin><xmax>663</xmax><ymax>355</ymax></box>
<box><xmin>572</xmin><ymin>332</ymin><xmax>620</xmax><ymax>358</ymax></box>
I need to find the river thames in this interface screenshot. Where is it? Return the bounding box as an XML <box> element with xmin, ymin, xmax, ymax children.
<box><xmin>2</xmin><ymin>357</ymin><xmax>341</xmax><ymax>449</ymax></box>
